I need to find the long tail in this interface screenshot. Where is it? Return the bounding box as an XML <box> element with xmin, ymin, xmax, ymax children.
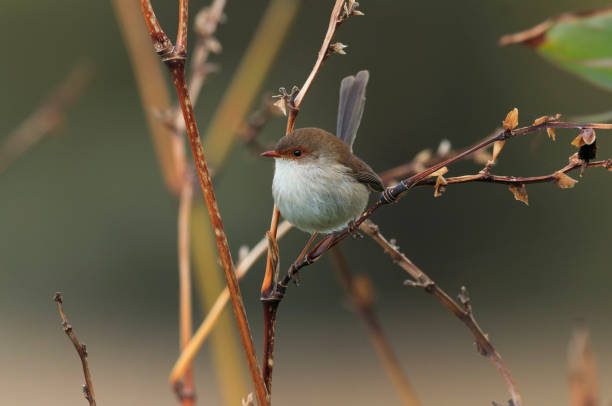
<box><xmin>336</xmin><ymin>70</ymin><xmax>369</xmax><ymax>152</ymax></box>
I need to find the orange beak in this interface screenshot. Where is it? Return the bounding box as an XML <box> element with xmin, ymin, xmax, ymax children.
<box><xmin>260</xmin><ymin>150</ymin><xmax>281</xmax><ymax>158</ymax></box>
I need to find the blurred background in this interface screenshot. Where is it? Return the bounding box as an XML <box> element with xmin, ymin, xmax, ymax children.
<box><xmin>0</xmin><ymin>0</ymin><xmax>610</xmax><ymax>405</ymax></box>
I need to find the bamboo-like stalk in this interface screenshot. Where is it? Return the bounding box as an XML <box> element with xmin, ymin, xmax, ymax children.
<box><xmin>138</xmin><ymin>1</ymin><xmax>268</xmax><ymax>404</ymax></box>
<box><xmin>177</xmin><ymin>180</ymin><xmax>195</xmax><ymax>405</ymax></box>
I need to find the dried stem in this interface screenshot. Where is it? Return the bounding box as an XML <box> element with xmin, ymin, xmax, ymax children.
<box><xmin>329</xmin><ymin>247</ymin><xmax>422</xmax><ymax>406</ymax></box>
<box><xmin>358</xmin><ymin>221</ymin><xmax>523</xmax><ymax>406</ymax></box>
<box><xmin>414</xmin><ymin>156</ymin><xmax>611</xmax><ymax>189</ymax></box>
<box><xmin>176</xmin><ymin>180</ymin><xmax>195</xmax><ymax>405</ymax></box>
<box><xmin>259</xmin><ymin>0</ymin><xmax>358</xmax><ymax>394</ymax></box>
<box><xmin>138</xmin><ymin>1</ymin><xmax>268</xmax><ymax>404</ymax></box>
<box><xmin>169</xmin><ymin>220</ymin><xmax>292</xmax><ymax>385</ymax></box>
<box><xmin>0</xmin><ymin>63</ymin><xmax>92</xmax><ymax>176</ymax></box>
<box><xmin>263</xmin><ymin>117</ymin><xmax>611</xmax><ymax>404</ymax></box>
<box><xmin>277</xmin><ymin>119</ymin><xmax>612</xmax><ymax>281</ymax></box>
<box><xmin>53</xmin><ymin>293</ymin><xmax>97</xmax><ymax>406</ymax></box>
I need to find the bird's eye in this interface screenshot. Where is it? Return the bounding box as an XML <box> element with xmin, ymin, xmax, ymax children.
<box><xmin>293</xmin><ymin>149</ymin><xmax>302</xmax><ymax>157</ymax></box>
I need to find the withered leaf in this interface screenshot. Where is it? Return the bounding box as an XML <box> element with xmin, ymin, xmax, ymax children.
<box><xmin>487</xmin><ymin>140</ymin><xmax>506</xmax><ymax>166</ymax></box>
<box><xmin>428</xmin><ymin>166</ymin><xmax>448</xmax><ymax>178</ymax></box>
<box><xmin>502</xmin><ymin>108</ymin><xmax>519</xmax><ymax>130</ymax></box>
<box><xmin>554</xmin><ymin>172</ymin><xmax>578</xmax><ymax>189</ymax></box>
<box><xmin>534</xmin><ymin>115</ymin><xmax>549</xmax><ymax>126</ymax></box>
<box><xmin>571</xmin><ymin>128</ymin><xmax>596</xmax><ymax>148</ymax></box>
<box><xmin>508</xmin><ymin>184</ymin><xmax>529</xmax><ymax>205</ymax></box>
<box><xmin>273</xmin><ymin>98</ymin><xmax>287</xmax><ymax>116</ymax></box>
<box><xmin>547</xmin><ymin>127</ymin><xmax>556</xmax><ymax>141</ymax></box>
<box><xmin>434</xmin><ymin>175</ymin><xmax>448</xmax><ymax>197</ymax></box>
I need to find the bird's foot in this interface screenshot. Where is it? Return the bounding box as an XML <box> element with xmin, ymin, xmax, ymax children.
<box><xmin>347</xmin><ymin>220</ymin><xmax>363</xmax><ymax>239</ymax></box>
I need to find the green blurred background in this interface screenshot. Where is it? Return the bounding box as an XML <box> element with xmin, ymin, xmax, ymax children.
<box><xmin>0</xmin><ymin>0</ymin><xmax>610</xmax><ymax>405</ymax></box>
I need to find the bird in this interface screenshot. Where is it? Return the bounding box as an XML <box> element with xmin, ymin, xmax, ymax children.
<box><xmin>261</xmin><ymin>70</ymin><xmax>383</xmax><ymax>235</ymax></box>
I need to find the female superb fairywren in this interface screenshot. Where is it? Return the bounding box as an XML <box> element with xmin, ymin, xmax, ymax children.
<box><xmin>261</xmin><ymin>70</ymin><xmax>383</xmax><ymax>234</ymax></box>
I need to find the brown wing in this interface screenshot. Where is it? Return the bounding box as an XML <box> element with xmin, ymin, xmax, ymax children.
<box><xmin>349</xmin><ymin>155</ymin><xmax>384</xmax><ymax>192</ymax></box>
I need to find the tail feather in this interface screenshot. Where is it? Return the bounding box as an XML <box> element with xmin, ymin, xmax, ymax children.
<box><xmin>336</xmin><ymin>70</ymin><xmax>369</xmax><ymax>151</ymax></box>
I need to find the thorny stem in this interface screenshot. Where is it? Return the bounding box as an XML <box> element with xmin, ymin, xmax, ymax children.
<box><xmin>259</xmin><ymin>0</ymin><xmax>356</xmax><ymax>395</ymax></box>
<box><xmin>358</xmin><ymin>221</ymin><xmax>523</xmax><ymax>406</ymax></box>
<box><xmin>138</xmin><ymin>1</ymin><xmax>268</xmax><ymax>405</ymax></box>
<box><xmin>329</xmin><ymin>247</ymin><xmax>423</xmax><ymax>406</ymax></box>
<box><xmin>53</xmin><ymin>293</ymin><xmax>97</xmax><ymax>406</ymax></box>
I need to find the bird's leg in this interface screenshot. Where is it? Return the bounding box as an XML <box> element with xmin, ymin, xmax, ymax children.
<box><xmin>288</xmin><ymin>232</ymin><xmax>319</xmax><ymax>283</ymax></box>
<box><xmin>347</xmin><ymin>220</ymin><xmax>363</xmax><ymax>239</ymax></box>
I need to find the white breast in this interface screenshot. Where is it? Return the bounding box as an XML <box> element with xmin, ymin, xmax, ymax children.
<box><xmin>272</xmin><ymin>158</ymin><xmax>370</xmax><ymax>234</ymax></box>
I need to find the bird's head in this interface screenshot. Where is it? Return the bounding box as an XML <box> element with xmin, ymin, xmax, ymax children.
<box><xmin>260</xmin><ymin>127</ymin><xmax>350</xmax><ymax>166</ymax></box>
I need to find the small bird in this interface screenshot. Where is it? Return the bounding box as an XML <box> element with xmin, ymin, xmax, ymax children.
<box><xmin>261</xmin><ymin>70</ymin><xmax>383</xmax><ymax>234</ymax></box>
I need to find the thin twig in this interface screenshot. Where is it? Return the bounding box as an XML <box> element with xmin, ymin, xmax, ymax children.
<box><xmin>414</xmin><ymin>155</ymin><xmax>611</xmax><ymax>189</ymax></box>
<box><xmin>259</xmin><ymin>0</ymin><xmax>361</xmax><ymax>395</ymax></box>
<box><xmin>329</xmin><ymin>247</ymin><xmax>422</xmax><ymax>406</ymax></box>
<box><xmin>138</xmin><ymin>1</ymin><xmax>268</xmax><ymax>404</ymax></box>
<box><xmin>176</xmin><ymin>179</ymin><xmax>195</xmax><ymax>405</ymax></box>
<box><xmin>277</xmin><ymin>119</ymin><xmax>612</xmax><ymax>281</ymax></box>
<box><xmin>53</xmin><ymin>293</ymin><xmax>97</xmax><ymax>406</ymax></box>
<box><xmin>0</xmin><ymin>63</ymin><xmax>92</xmax><ymax>176</ymax></box>
<box><xmin>169</xmin><ymin>220</ymin><xmax>292</xmax><ymax>385</ymax></box>
<box><xmin>358</xmin><ymin>221</ymin><xmax>523</xmax><ymax>406</ymax></box>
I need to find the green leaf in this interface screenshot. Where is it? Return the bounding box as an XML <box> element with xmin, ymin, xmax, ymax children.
<box><xmin>500</xmin><ymin>7</ymin><xmax>612</xmax><ymax>91</ymax></box>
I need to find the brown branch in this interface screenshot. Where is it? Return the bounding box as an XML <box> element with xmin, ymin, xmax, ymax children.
<box><xmin>0</xmin><ymin>63</ymin><xmax>92</xmax><ymax>176</ymax></box>
<box><xmin>276</xmin><ymin>118</ymin><xmax>612</xmax><ymax>282</ymax></box>
<box><xmin>259</xmin><ymin>0</ymin><xmax>362</xmax><ymax>396</ymax></box>
<box><xmin>263</xmin><ymin>115</ymin><xmax>612</xmax><ymax>405</ymax></box>
<box><xmin>329</xmin><ymin>247</ymin><xmax>422</xmax><ymax>406</ymax></box>
<box><xmin>53</xmin><ymin>293</ymin><xmax>97</xmax><ymax>406</ymax></box>
<box><xmin>414</xmin><ymin>155</ymin><xmax>611</xmax><ymax>189</ymax></box>
<box><xmin>176</xmin><ymin>180</ymin><xmax>195</xmax><ymax>406</ymax></box>
<box><xmin>358</xmin><ymin>221</ymin><xmax>523</xmax><ymax>406</ymax></box>
<box><xmin>169</xmin><ymin>220</ymin><xmax>292</xmax><ymax>384</ymax></box>
<box><xmin>138</xmin><ymin>1</ymin><xmax>268</xmax><ymax>405</ymax></box>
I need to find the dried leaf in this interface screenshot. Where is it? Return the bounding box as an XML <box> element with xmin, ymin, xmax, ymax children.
<box><xmin>434</xmin><ymin>175</ymin><xmax>448</xmax><ymax>197</ymax></box>
<box><xmin>428</xmin><ymin>166</ymin><xmax>448</xmax><ymax>178</ymax></box>
<box><xmin>533</xmin><ymin>115</ymin><xmax>549</xmax><ymax>125</ymax></box>
<box><xmin>273</xmin><ymin>98</ymin><xmax>287</xmax><ymax>116</ymax></box>
<box><xmin>508</xmin><ymin>184</ymin><xmax>529</xmax><ymax>205</ymax></box>
<box><xmin>547</xmin><ymin>127</ymin><xmax>556</xmax><ymax>141</ymax></box>
<box><xmin>571</xmin><ymin>128</ymin><xmax>596</xmax><ymax>148</ymax></box>
<box><xmin>330</xmin><ymin>42</ymin><xmax>348</xmax><ymax>55</ymax></box>
<box><xmin>502</xmin><ymin>108</ymin><xmax>519</xmax><ymax>130</ymax></box>
<box><xmin>554</xmin><ymin>172</ymin><xmax>578</xmax><ymax>189</ymax></box>
<box><xmin>488</xmin><ymin>140</ymin><xmax>506</xmax><ymax>166</ymax></box>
